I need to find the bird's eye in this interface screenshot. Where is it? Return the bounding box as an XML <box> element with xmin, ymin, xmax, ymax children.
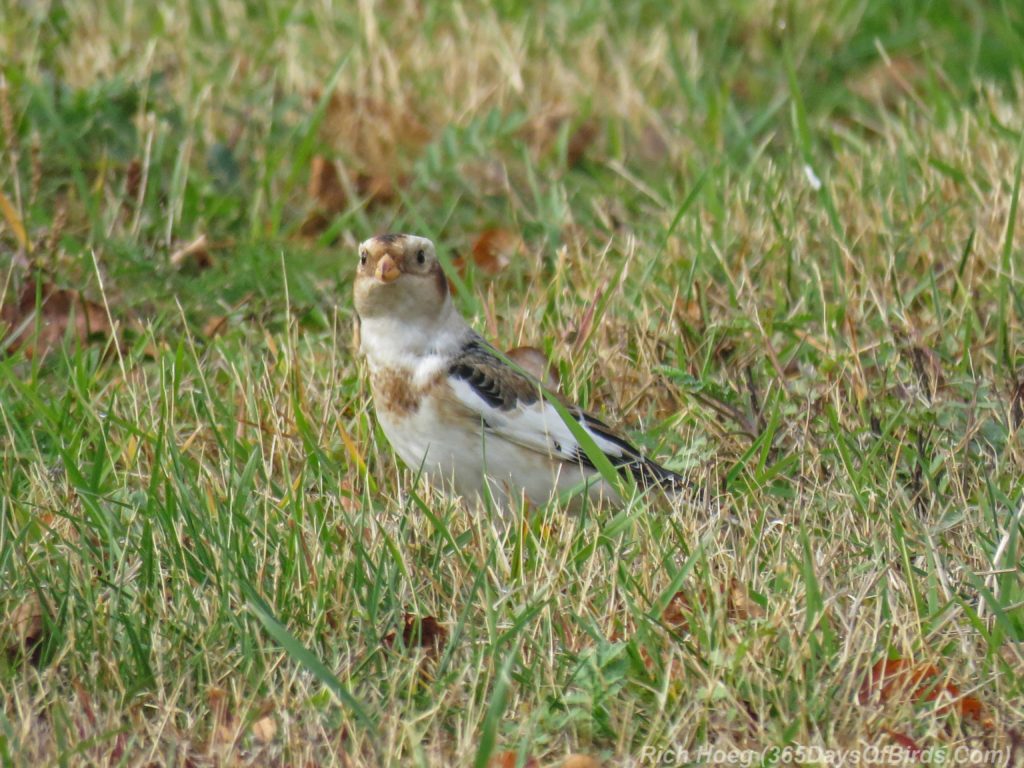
<box><xmin>360</xmin><ymin>251</ymin><xmax>368</xmax><ymax>266</ymax></box>
<box><xmin>416</xmin><ymin>249</ymin><xmax>426</xmax><ymax>264</ymax></box>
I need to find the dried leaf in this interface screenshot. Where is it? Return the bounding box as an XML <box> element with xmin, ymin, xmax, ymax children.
<box><xmin>661</xmin><ymin>591</ymin><xmax>691</xmax><ymax>631</ymax></box>
<box><xmin>673</xmin><ymin>293</ymin><xmax>703</xmax><ymax>329</ymax></box>
<box><xmin>858</xmin><ymin>658</ymin><xmax>990</xmax><ymax>725</ymax></box>
<box><xmin>471</xmin><ymin>228</ymin><xmax>521</xmax><ymax>275</ymax></box>
<box><xmin>307</xmin><ymin>155</ymin><xmax>347</xmax><ymax>215</ymax></box>
<box><xmin>302</xmin><ymin>158</ymin><xmax>398</xmax><ymax>235</ymax></box>
<box><xmin>207</xmin><ymin>686</ymin><xmax>236</xmax><ymax>747</ymax></box>
<box><xmin>169</xmin><ymin>234</ymin><xmax>213</xmax><ymax>271</ymax></box>
<box><xmin>300</xmin><ymin>89</ymin><xmax>427</xmax><ymax>236</ymax></box>
<box><xmin>202</xmin><ymin>315</ymin><xmax>230</xmax><ymax>339</ymax></box>
<box><xmin>726</xmin><ymin>578</ymin><xmax>765</xmax><ymax>621</ymax></box>
<box><xmin>5</xmin><ymin>594</ymin><xmax>45</xmax><ymax>656</ymax></box>
<box><xmin>506</xmin><ymin>346</ymin><xmax>559</xmax><ymax>390</ymax></box>
<box><xmin>2</xmin><ymin>280</ymin><xmax>112</xmax><ymax>358</ymax></box>
<box><xmin>881</xmin><ymin>728</ymin><xmax>924</xmax><ymax>758</ymax></box>
<box><xmin>562</xmin><ymin>755</ymin><xmax>602</xmax><ymax>768</ymax></box>
<box><xmin>567</xmin><ymin>119</ymin><xmax>599</xmax><ymax>167</ymax></box>
<box><xmin>251</xmin><ymin>715</ymin><xmax>277</xmax><ymax>744</ymax></box>
<box><xmin>490</xmin><ymin>751</ymin><xmax>539</xmax><ymax>768</ymax></box>
<box><xmin>383</xmin><ymin>614</ymin><xmax>448</xmax><ymax>658</ymax></box>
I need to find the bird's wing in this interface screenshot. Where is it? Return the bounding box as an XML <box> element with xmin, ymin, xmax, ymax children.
<box><xmin>442</xmin><ymin>337</ymin><xmax>684</xmax><ymax>490</ymax></box>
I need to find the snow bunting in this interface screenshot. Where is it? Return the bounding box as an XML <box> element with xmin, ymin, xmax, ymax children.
<box><xmin>353</xmin><ymin>233</ymin><xmax>685</xmax><ymax>507</ymax></box>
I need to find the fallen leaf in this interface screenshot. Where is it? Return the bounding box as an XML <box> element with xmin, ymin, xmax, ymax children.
<box><xmin>881</xmin><ymin>728</ymin><xmax>924</xmax><ymax>758</ymax></box>
<box><xmin>858</xmin><ymin>657</ymin><xmax>990</xmax><ymax>725</ymax></box>
<box><xmin>207</xmin><ymin>686</ymin><xmax>236</xmax><ymax>747</ymax></box>
<box><xmin>307</xmin><ymin>155</ymin><xmax>347</xmax><ymax>215</ymax></box>
<box><xmin>661</xmin><ymin>591</ymin><xmax>691</xmax><ymax>631</ymax></box>
<box><xmin>4</xmin><ymin>594</ymin><xmax>45</xmax><ymax>657</ymax></box>
<box><xmin>673</xmin><ymin>292</ymin><xmax>703</xmax><ymax>329</ymax></box>
<box><xmin>506</xmin><ymin>346</ymin><xmax>559</xmax><ymax>389</ymax></box>
<box><xmin>302</xmin><ymin>158</ymin><xmax>399</xmax><ymax>235</ymax></box>
<box><xmin>169</xmin><ymin>233</ymin><xmax>213</xmax><ymax>271</ymax></box>
<box><xmin>124</xmin><ymin>158</ymin><xmax>143</xmax><ymax>212</ymax></box>
<box><xmin>383</xmin><ymin>614</ymin><xmax>448</xmax><ymax>658</ymax></box>
<box><xmin>562</xmin><ymin>755</ymin><xmax>601</xmax><ymax>768</ymax></box>
<box><xmin>202</xmin><ymin>315</ymin><xmax>230</xmax><ymax>339</ymax></box>
<box><xmin>489</xmin><ymin>751</ymin><xmax>539</xmax><ymax>768</ymax></box>
<box><xmin>470</xmin><ymin>228</ymin><xmax>521</xmax><ymax>275</ymax></box>
<box><xmin>251</xmin><ymin>715</ymin><xmax>277</xmax><ymax>744</ymax></box>
<box><xmin>726</xmin><ymin>578</ymin><xmax>765</xmax><ymax>621</ymax></box>
<box><xmin>298</xmin><ymin>89</ymin><xmax>427</xmax><ymax>237</ymax></box>
<box><xmin>2</xmin><ymin>279</ymin><xmax>113</xmax><ymax>358</ymax></box>
<box><xmin>567</xmin><ymin>119</ymin><xmax>599</xmax><ymax>167</ymax></box>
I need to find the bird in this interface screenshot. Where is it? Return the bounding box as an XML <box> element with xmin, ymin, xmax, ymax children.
<box><xmin>353</xmin><ymin>232</ymin><xmax>686</xmax><ymax>509</ymax></box>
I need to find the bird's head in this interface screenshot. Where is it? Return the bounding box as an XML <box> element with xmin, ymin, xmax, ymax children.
<box><xmin>353</xmin><ymin>234</ymin><xmax>450</xmax><ymax>323</ymax></box>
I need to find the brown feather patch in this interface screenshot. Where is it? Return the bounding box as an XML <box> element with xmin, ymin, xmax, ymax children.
<box><xmin>372</xmin><ymin>368</ymin><xmax>421</xmax><ymax>418</ymax></box>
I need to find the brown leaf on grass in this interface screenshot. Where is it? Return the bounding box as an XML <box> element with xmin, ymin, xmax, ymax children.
<box><xmin>881</xmin><ymin>728</ymin><xmax>924</xmax><ymax>758</ymax></box>
<box><xmin>858</xmin><ymin>658</ymin><xmax>991</xmax><ymax>726</ymax></box>
<box><xmin>202</xmin><ymin>315</ymin><xmax>230</xmax><ymax>339</ymax></box>
<box><xmin>567</xmin><ymin>119</ymin><xmax>600</xmax><ymax>167</ymax></box>
<box><xmin>673</xmin><ymin>292</ymin><xmax>703</xmax><ymax>330</ymax></box>
<box><xmin>301</xmin><ymin>157</ymin><xmax>399</xmax><ymax>236</ymax></box>
<box><xmin>382</xmin><ymin>614</ymin><xmax>448</xmax><ymax>658</ymax></box>
<box><xmin>206</xmin><ymin>686</ymin><xmax>237</xmax><ymax>747</ymax></box>
<box><xmin>4</xmin><ymin>594</ymin><xmax>45</xmax><ymax>658</ymax></box>
<box><xmin>661</xmin><ymin>579</ymin><xmax>763</xmax><ymax>633</ymax></box>
<box><xmin>308</xmin><ymin>155</ymin><xmax>348</xmax><ymax>215</ymax></box>
<box><xmin>726</xmin><ymin>578</ymin><xmax>765</xmax><ymax>621</ymax></box>
<box><xmin>562</xmin><ymin>755</ymin><xmax>602</xmax><ymax>768</ymax></box>
<box><xmin>2</xmin><ymin>280</ymin><xmax>112</xmax><ymax>358</ymax></box>
<box><xmin>251</xmin><ymin>714</ymin><xmax>277</xmax><ymax>744</ymax></box>
<box><xmin>489</xmin><ymin>751</ymin><xmax>539</xmax><ymax>768</ymax></box>
<box><xmin>661</xmin><ymin>591</ymin><xmax>692</xmax><ymax>631</ymax></box>
<box><xmin>169</xmin><ymin>234</ymin><xmax>213</xmax><ymax>272</ymax></box>
<box><xmin>298</xmin><ymin>89</ymin><xmax>427</xmax><ymax>237</ymax></box>
<box><xmin>470</xmin><ymin>228</ymin><xmax>522</xmax><ymax>275</ymax></box>
<box><xmin>506</xmin><ymin>345</ymin><xmax>560</xmax><ymax>390</ymax></box>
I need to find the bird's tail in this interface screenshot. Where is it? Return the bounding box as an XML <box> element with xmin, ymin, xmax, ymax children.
<box><xmin>627</xmin><ymin>457</ymin><xmax>688</xmax><ymax>494</ymax></box>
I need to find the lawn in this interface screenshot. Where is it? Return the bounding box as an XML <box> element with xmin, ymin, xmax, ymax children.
<box><xmin>1</xmin><ymin>1</ymin><xmax>1023</xmax><ymax>766</ymax></box>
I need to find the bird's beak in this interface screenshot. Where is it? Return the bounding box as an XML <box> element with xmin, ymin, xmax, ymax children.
<box><xmin>375</xmin><ymin>255</ymin><xmax>400</xmax><ymax>284</ymax></box>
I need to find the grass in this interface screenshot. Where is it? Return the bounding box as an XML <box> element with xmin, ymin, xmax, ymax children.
<box><xmin>1</xmin><ymin>0</ymin><xmax>1023</xmax><ymax>765</ymax></box>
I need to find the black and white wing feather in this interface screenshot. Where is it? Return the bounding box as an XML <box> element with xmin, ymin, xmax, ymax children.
<box><xmin>445</xmin><ymin>336</ymin><xmax>684</xmax><ymax>491</ymax></box>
